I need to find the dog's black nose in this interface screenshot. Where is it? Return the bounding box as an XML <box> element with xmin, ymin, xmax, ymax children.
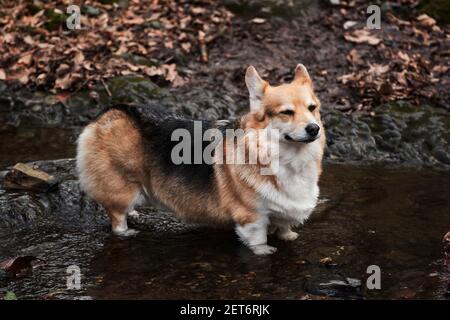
<box><xmin>305</xmin><ymin>123</ymin><xmax>320</xmax><ymax>137</ymax></box>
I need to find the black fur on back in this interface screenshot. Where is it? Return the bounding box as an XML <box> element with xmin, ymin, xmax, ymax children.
<box><xmin>99</xmin><ymin>103</ymin><xmax>223</xmax><ymax>190</ymax></box>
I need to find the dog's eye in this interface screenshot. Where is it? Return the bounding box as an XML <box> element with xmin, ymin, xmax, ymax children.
<box><xmin>280</xmin><ymin>110</ymin><xmax>295</xmax><ymax>116</ymax></box>
<box><xmin>308</xmin><ymin>105</ymin><xmax>317</xmax><ymax>112</ymax></box>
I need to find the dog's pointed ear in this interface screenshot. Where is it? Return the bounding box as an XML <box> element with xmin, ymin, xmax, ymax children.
<box><xmin>245</xmin><ymin>65</ymin><xmax>267</xmax><ymax>112</ymax></box>
<box><xmin>294</xmin><ymin>64</ymin><xmax>311</xmax><ymax>83</ymax></box>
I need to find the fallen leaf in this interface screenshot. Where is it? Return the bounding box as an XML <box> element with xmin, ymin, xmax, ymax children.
<box><xmin>191</xmin><ymin>7</ymin><xmax>206</xmax><ymax>15</ymax></box>
<box><xmin>417</xmin><ymin>14</ymin><xmax>436</xmax><ymax>27</ymax></box>
<box><xmin>344</xmin><ymin>29</ymin><xmax>381</xmax><ymax>45</ymax></box>
<box><xmin>397</xmin><ymin>51</ymin><xmax>411</xmax><ymax>63</ymax></box>
<box><xmin>54</xmin><ymin>73</ymin><xmax>81</xmax><ymax>90</ymax></box>
<box><xmin>395</xmin><ymin>70</ymin><xmax>408</xmax><ymax>86</ymax></box>
<box><xmin>338</xmin><ymin>72</ymin><xmax>358</xmax><ymax>84</ymax></box>
<box><xmin>123</xmin><ymin>17</ymin><xmax>145</xmax><ymax>25</ymax></box>
<box><xmin>368</xmin><ymin>63</ymin><xmax>390</xmax><ymax>76</ymax></box>
<box><xmin>319</xmin><ymin>257</ymin><xmax>333</xmax><ymax>265</ymax></box>
<box><xmin>432</xmin><ymin>65</ymin><xmax>448</xmax><ymax>74</ymax></box>
<box><xmin>17</xmin><ymin>52</ymin><xmax>33</xmax><ymax>66</ymax></box>
<box><xmin>7</xmin><ymin>68</ymin><xmax>31</xmax><ymax>84</ymax></box>
<box><xmin>74</xmin><ymin>51</ymin><xmax>85</xmax><ymax>66</ymax></box>
<box><xmin>346</xmin><ymin>48</ymin><xmax>363</xmax><ymax>65</ymax></box>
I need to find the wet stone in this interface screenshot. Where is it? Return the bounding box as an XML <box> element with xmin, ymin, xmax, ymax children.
<box><xmin>2</xmin><ymin>163</ymin><xmax>58</xmax><ymax>192</ymax></box>
<box><xmin>0</xmin><ymin>161</ymin><xmax>449</xmax><ymax>299</ymax></box>
<box><xmin>304</xmin><ymin>273</ymin><xmax>362</xmax><ymax>299</ymax></box>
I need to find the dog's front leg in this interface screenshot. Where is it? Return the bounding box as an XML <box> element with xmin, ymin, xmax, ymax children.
<box><xmin>235</xmin><ymin>214</ymin><xmax>277</xmax><ymax>255</ymax></box>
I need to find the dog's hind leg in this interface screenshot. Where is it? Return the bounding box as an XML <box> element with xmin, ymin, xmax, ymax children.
<box><xmin>104</xmin><ymin>187</ymin><xmax>141</xmax><ymax>237</ymax></box>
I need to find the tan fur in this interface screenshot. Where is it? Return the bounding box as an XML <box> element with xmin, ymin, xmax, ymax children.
<box><xmin>77</xmin><ymin>65</ymin><xmax>325</xmax><ymax>238</ymax></box>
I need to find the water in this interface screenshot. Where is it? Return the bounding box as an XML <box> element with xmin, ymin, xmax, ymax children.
<box><xmin>0</xmin><ymin>163</ymin><xmax>448</xmax><ymax>299</ymax></box>
<box><xmin>0</xmin><ymin>126</ymin><xmax>75</xmax><ymax>167</ymax></box>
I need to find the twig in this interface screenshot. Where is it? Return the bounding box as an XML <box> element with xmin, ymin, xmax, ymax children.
<box><xmin>101</xmin><ymin>78</ymin><xmax>112</xmax><ymax>97</ymax></box>
<box><xmin>198</xmin><ymin>31</ymin><xmax>208</xmax><ymax>63</ymax></box>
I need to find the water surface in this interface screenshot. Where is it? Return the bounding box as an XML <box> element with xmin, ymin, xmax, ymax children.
<box><xmin>0</xmin><ymin>163</ymin><xmax>448</xmax><ymax>299</ymax></box>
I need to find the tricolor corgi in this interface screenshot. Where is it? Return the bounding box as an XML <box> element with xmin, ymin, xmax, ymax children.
<box><xmin>76</xmin><ymin>64</ymin><xmax>325</xmax><ymax>255</ymax></box>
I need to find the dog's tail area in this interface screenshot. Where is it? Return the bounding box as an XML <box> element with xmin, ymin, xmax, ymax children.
<box><xmin>76</xmin><ymin>124</ymin><xmax>96</xmax><ymax>195</ymax></box>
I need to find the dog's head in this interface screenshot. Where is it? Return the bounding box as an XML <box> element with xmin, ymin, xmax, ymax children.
<box><xmin>245</xmin><ymin>64</ymin><xmax>321</xmax><ymax>144</ymax></box>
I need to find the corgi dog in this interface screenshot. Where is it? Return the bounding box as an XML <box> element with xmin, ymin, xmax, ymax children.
<box><xmin>76</xmin><ymin>64</ymin><xmax>325</xmax><ymax>255</ymax></box>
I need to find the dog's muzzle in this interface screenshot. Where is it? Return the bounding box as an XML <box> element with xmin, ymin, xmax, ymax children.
<box><xmin>285</xmin><ymin>124</ymin><xmax>320</xmax><ymax>143</ymax></box>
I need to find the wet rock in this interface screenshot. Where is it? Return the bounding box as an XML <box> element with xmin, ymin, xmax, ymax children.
<box><xmin>221</xmin><ymin>0</ymin><xmax>319</xmax><ymax>18</ymax></box>
<box><xmin>2</xmin><ymin>163</ymin><xmax>58</xmax><ymax>192</ymax></box>
<box><xmin>0</xmin><ymin>159</ymin><xmax>196</xmax><ymax>234</ymax></box>
<box><xmin>1</xmin><ymin>78</ymin><xmax>449</xmax><ymax>168</ymax></box>
<box><xmin>443</xmin><ymin>231</ymin><xmax>450</xmax><ymax>261</ymax></box>
<box><xmin>304</xmin><ymin>273</ymin><xmax>362</xmax><ymax>298</ymax></box>
<box><xmin>323</xmin><ymin>103</ymin><xmax>450</xmax><ymax>167</ymax></box>
<box><xmin>0</xmin><ymin>77</ymin><xmax>237</xmax><ymax>129</ymax></box>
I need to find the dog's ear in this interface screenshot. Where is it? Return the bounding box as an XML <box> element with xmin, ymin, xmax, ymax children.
<box><xmin>294</xmin><ymin>64</ymin><xmax>311</xmax><ymax>83</ymax></box>
<box><xmin>245</xmin><ymin>65</ymin><xmax>267</xmax><ymax>112</ymax></box>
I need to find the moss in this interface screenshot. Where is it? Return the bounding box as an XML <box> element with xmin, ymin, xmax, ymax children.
<box><xmin>4</xmin><ymin>291</ymin><xmax>17</xmax><ymax>300</ymax></box>
<box><xmin>43</xmin><ymin>9</ymin><xmax>67</xmax><ymax>31</ymax></box>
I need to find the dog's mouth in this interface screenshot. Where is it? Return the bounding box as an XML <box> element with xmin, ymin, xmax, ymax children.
<box><xmin>284</xmin><ymin>134</ymin><xmax>318</xmax><ymax>143</ymax></box>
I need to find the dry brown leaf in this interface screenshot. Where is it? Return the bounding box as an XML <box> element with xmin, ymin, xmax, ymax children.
<box><xmin>181</xmin><ymin>42</ymin><xmax>191</xmax><ymax>52</ymax></box>
<box><xmin>319</xmin><ymin>257</ymin><xmax>333</xmax><ymax>265</ymax></box>
<box><xmin>432</xmin><ymin>65</ymin><xmax>448</xmax><ymax>74</ymax></box>
<box><xmin>36</xmin><ymin>73</ymin><xmax>47</xmax><ymax>85</ymax></box>
<box><xmin>346</xmin><ymin>48</ymin><xmax>363</xmax><ymax>65</ymax></box>
<box><xmin>23</xmin><ymin>35</ymin><xmax>34</xmax><ymax>45</ymax></box>
<box><xmin>74</xmin><ymin>51</ymin><xmax>85</xmax><ymax>66</ymax></box>
<box><xmin>344</xmin><ymin>29</ymin><xmax>381</xmax><ymax>45</ymax></box>
<box><xmin>123</xmin><ymin>17</ymin><xmax>145</xmax><ymax>25</ymax></box>
<box><xmin>191</xmin><ymin>7</ymin><xmax>206</xmax><ymax>15</ymax></box>
<box><xmin>17</xmin><ymin>52</ymin><xmax>33</xmax><ymax>66</ymax></box>
<box><xmin>338</xmin><ymin>73</ymin><xmax>358</xmax><ymax>84</ymax></box>
<box><xmin>417</xmin><ymin>14</ymin><xmax>436</xmax><ymax>27</ymax></box>
<box><xmin>368</xmin><ymin>63</ymin><xmax>390</xmax><ymax>76</ymax></box>
<box><xmin>395</xmin><ymin>71</ymin><xmax>408</xmax><ymax>86</ymax></box>
<box><xmin>8</xmin><ymin>68</ymin><xmax>31</xmax><ymax>84</ymax></box>
<box><xmin>397</xmin><ymin>51</ymin><xmax>410</xmax><ymax>63</ymax></box>
<box><xmin>54</xmin><ymin>73</ymin><xmax>81</xmax><ymax>90</ymax></box>
<box><xmin>56</xmin><ymin>64</ymin><xmax>70</xmax><ymax>77</ymax></box>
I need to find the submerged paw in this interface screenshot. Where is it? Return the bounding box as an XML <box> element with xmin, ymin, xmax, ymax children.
<box><xmin>277</xmin><ymin>230</ymin><xmax>299</xmax><ymax>241</ymax></box>
<box><xmin>251</xmin><ymin>244</ymin><xmax>277</xmax><ymax>255</ymax></box>
<box><xmin>113</xmin><ymin>228</ymin><xmax>140</xmax><ymax>237</ymax></box>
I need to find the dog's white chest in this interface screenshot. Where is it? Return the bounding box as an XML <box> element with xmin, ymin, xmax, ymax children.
<box><xmin>257</xmin><ymin>144</ymin><xmax>321</xmax><ymax>223</ymax></box>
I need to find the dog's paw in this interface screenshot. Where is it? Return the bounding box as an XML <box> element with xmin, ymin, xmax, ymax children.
<box><xmin>250</xmin><ymin>244</ymin><xmax>277</xmax><ymax>255</ymax></box>
<box><xmin>277</xmin><ymin>230</ymin><xmax>299</xmax><ymax>241</ymax></box>
<box><xmin>113</xmin><ymin>228</ymin><xmax>140</xmax><ymax>237</ymax></box>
